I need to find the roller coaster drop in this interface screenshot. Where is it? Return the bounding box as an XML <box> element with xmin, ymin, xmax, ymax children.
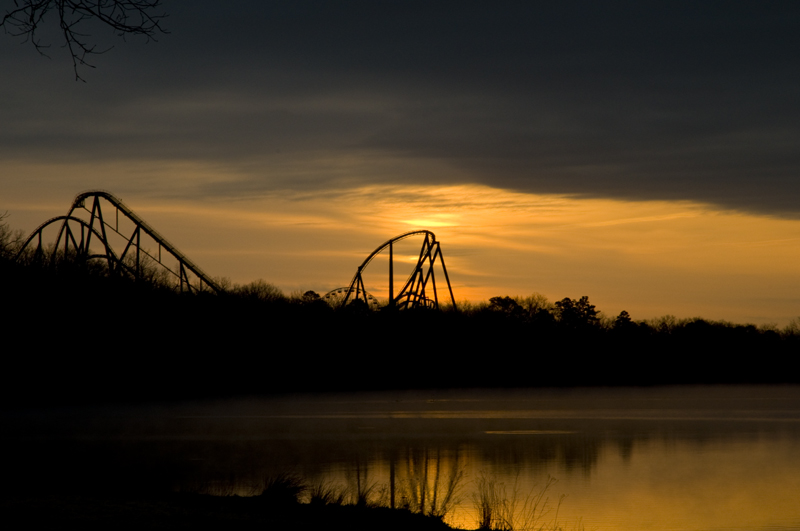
<box><xmin>332</xmin><ymin>230</ymin><xmax>457</xmax><ymax>310</ymax></box>
<box><xmin>16</xmin><ymin>191</ymin><xmax>222</xmax><ymax>293</ymax></box>
<box><xmin>16</xmin><ymin>191</ymin><xmax>457</xmax><ymax>309</ymax></box>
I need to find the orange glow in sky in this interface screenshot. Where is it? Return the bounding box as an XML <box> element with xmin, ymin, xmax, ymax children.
<box><xmin>5</xmin><ymin>165</ymin><xmax>800</xmax><ymax>326</ymax></box>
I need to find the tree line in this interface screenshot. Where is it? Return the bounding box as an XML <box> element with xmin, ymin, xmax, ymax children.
<box><xmin>2</xmin><ymin>215</ymin><xmax>798</xmax><ymax>407</ymax></box>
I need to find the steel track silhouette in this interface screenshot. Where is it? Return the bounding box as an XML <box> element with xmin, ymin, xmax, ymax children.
<box><xmin>15</xmin><ymin>190</ymin><xmax>222</xmax><ymax>293</ymax></box>
<box><xmin>17</xmin><ymin>192</ymin><xmax>458</xmax><ymax>307</ymax></box>
<box><xmin>332</xmin><ymin>230</ymin><xmax>457</xmax><ymax>310</ymax></box>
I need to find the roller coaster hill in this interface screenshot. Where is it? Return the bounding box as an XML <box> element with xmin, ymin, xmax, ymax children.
<box><xmin>12</xmin><ymin>191</ymin><xmax>457</xmax><ymax>310</ymax></box>
<box><xmin>1</xmin><ymin>190</ymin><xmax>475</xmax><ymax>405</ymax></box>
<box><xmin>12</xmin><ymin>191</ymin><xmax>222</xmax><ymax>294</ymax></box>
<box><xmin>3</xmin><ymin>191</ymin><xmax>798</xmax><ymax>406</ymax></box>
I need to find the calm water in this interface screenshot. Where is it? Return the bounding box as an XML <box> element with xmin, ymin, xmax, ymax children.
<box><xmin>4</xmin><ymin>386</ymin><xmax>800</xmax><ymax>530</ymax></box>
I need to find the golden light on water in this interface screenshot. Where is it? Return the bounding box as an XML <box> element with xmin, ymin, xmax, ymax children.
<box><xmin>562</xmin><ymin>437</ymin><xmax>800</xmax><ymax>531</ymax></box>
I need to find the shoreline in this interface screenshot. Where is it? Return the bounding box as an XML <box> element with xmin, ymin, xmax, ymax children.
<box><xmin>2</xmin><ymin>492</ymin><xmax>465</xmax><ymax>531</ymax></box>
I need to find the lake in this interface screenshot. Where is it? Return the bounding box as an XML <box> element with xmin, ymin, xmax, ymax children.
<box><xmin>3</xmin><ymin>385</ymin><xmax>800</xmax><ymax>530</ymax></box>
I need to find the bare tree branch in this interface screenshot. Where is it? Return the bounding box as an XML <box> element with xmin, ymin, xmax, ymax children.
<box><xmin>1</xmin><ymin>0</ymin><xmax>167</xmax><ymax>81</ymax></box>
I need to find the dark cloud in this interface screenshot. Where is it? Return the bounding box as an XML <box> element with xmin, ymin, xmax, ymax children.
<box><xmin>3</xmin><ymin>1</ymin><xmax>800</xmax><ymax>215</ymax></box>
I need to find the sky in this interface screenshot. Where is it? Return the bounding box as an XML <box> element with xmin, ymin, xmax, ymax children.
<box><xmin>3</xmin><ymin>1</ymin><xmax>800</xmax><ymax>325</ymax></box>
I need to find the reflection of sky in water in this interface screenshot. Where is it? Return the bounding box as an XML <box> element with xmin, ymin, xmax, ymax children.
<box><xmin>4</xmin><ymin>386</ymin><xmax>800</xmax><ymax>531</ymax></box>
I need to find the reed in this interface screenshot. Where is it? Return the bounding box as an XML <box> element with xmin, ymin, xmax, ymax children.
<box><xmin>307</xmin><ymin>481</ymin><xmax>348</xmax><ymax>506</ymax></box>
<box><xmin>472</xmin><ymin>473</ymin><xmax>567</xmax><ymax>531</ymax></box>
<box><xmin>259</xmin><ymin>472</ymin><xmax>306</xmax><ymax>505</ymax></box>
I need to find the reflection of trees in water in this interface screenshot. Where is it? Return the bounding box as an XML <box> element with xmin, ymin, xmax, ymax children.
<box><xmin>11</xmin><ymin>387</ymin><xmax>800</xmax><ymax>501</ymax></box>
<box><xmin>291</xmin><ymin>440</ymin><xmax>467</xmax><ymax>512</ymax></box>
<box><xmin>472</xmin><ymin>435</ymin><xmax>602</xmax><ymax>475</ymax></box>
<box><xmin>395</xmin><ymin>446</ymin><xmax>464</xmax><ymax>517</ymax></box>
<box><xmin>559</xmin><ymin>438</ymin><xmax>602</xmax><ymax>474</ymax></box>
<box><xmin>618</xmin><ymin>437</ymin><xmax>636</xmax><ymax>461</ymax></box>
<box><xmin>3</xmin><ymin>434</ymin><xmax>607</xmax><ymax>497</ymax></box>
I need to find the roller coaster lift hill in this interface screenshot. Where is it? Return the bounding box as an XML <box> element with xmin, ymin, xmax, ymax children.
<box><xmin>16</xmin><ymin>191</ymin><xmax>458</xmax><ymax>310</ymax></box>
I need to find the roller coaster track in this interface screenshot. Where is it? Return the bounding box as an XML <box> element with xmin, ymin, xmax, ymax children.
<box><xmin>15</xmin><ymin>190</ymin><xmax>222</xmax><ymax>293</ymax></box>
<box><xmin>335</xmin><ymin>230</ymin><xmax>457</xmax><ymax>310</ymax></box>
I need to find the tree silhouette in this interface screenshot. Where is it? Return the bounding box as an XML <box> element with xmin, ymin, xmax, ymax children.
<box><xmin>554</xmin><ymin>296</ymin><xmax>599</xmax><ymax>331</ymax></box>
<box><xmin>1</xmin><ymin>0</ymin><xmax>167</xmax><ymax>81</ymax></box>
<box><xmin>488</xmin><ymin>296</ymin><xmax>524</xmax><ymax>318</ymax></box>
<box><xmin>613</xmin><ymin>310</ymin><xmax>633</xmax><ymax>328</ymax></box>
<box><xmin>0</xmin><ymin>212</ymin><xmax>23</xmax><ymax>259</ymax></box>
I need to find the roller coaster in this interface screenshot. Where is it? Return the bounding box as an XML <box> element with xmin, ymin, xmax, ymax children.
<box><xmin>16</xmin><ymin>191</ymin><xmax>457</xmax><ymax>309</ymax></box>
<box><xmin>15</xmin><ymin>190</ymin><xmax>222</xmax><ymax>293</ymax></box>
<box><xmin>329</xmin><ymin>230</ymin><xmax>457</xmax><ymax>311</ymax></box>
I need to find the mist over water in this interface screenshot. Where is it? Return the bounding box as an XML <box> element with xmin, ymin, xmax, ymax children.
<box><xmin>4</xmin><ymin>386</ymin><xmax>800</xmax><ymax>530</ymax></box>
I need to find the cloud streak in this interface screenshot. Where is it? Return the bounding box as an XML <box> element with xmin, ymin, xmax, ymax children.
<box><xmin>3</xmin><ymin>1</ymin><xmax>800</xmax><ymax>216</ymax></box>
<box><xmin>5</xmin><ymin>1</ymin><xmax>800</xmax><ymax>325</ymax></box>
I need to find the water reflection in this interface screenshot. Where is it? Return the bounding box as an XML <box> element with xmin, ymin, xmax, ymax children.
<box><xmin>3</xmin><ymin>386</ymin><xmax>800</xmax><ymax>530</ymax></box>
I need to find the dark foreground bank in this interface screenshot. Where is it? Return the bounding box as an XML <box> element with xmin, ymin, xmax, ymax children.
<box><xmin>2</xmin><ymin>493</ymin><xmax>461</xmax><ymax>531</ymax></box>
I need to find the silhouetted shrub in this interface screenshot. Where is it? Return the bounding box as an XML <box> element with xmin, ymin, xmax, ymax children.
<box><xmin>259</xmin><ymin>473</ymin><xmax>306</xmax><ymax>505</ymax></box>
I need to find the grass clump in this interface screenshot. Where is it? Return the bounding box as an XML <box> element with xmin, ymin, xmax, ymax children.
<box><xmin>473</xmin><ymin>473</ymin><xmax>566</xmax><ymax>531</ymax></box>
<box><xmin>307</xmin><ymin>481</ymin><xmax>348</xmax><ymax>506</ymax></box>
<box><xmin>258</xmin><ymin>472</ymin><xmax>306</xmax><ymax>505</ymax></box>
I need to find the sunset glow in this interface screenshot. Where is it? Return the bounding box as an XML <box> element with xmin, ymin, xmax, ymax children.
<box><xmin>6</xmin><ymin>174</ymin><xmax>799</xmax><ymax>325</ymax></box>
<box><xmin>4</xmin><ymin>5</ymin><xmax>800</xmax><ymax>531</ymax></box>
<box><xmin>3</xmin><ymin>2</ymin><xmax>800</xmax><ymax>325</ymax></box>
